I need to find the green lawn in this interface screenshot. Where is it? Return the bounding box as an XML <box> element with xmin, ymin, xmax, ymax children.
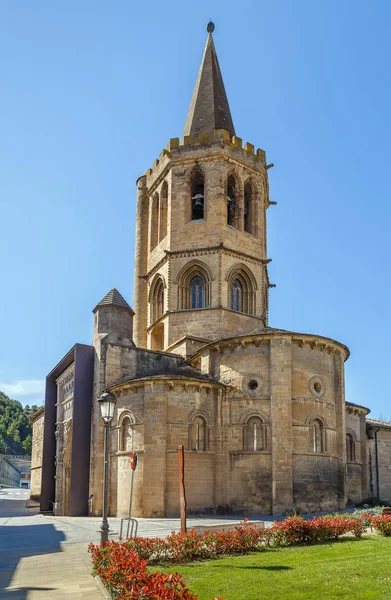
<box><xmin>151</xmin><ymin>536</ymin><xmax>391</xmax><ymax>600</ymax></box>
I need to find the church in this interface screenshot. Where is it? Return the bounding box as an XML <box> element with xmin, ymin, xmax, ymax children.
<box><xmin>31</xmin><ymin>23</ymin><xmax>391</xmax><ymax>518</ymax></box>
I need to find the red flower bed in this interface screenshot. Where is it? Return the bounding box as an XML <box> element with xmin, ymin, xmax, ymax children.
<box><xmin>89</xmin><ymin>542</ymin><xmax>201</xmax><ymax>599</ymax></box>
<box><xmin>89</xmin><ymin>517</ymin><xmax>364</xmax><ymax>598</ymax></box>
<box><xmin>122</xmin><ymin>522</ymin><xmax>267</xmax><ymax>564</ymax></box>
<box><xmin>269</xmin><ymin>516</ymin><xmax>364</xmax><ymax>546</ymax></box>
<box><xmin>368</xmin><ymin>515</ymin><xmax>391</xmax><ymax>536</ymax></box>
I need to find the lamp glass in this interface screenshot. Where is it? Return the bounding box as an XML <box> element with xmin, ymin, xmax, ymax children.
<box><xmin>98</xmin><ymin>392</ymin><xmax>117</xmax><ymax>423</ymax></box>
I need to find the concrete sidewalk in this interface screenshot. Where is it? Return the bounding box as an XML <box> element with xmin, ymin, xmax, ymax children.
<box><xmin>0</xmin><ymin>488</ymin><xmax>264</xmax><ymax>599</ymax></box>
<box><xmin>0</xmin><ymin>493</ymin><xmax>102</xmax><ymax>599</ymax></box>
<box><xmin>0</xmin><ymin>541</ymin><xmax>101</xmax><ymax>599</ymax></box>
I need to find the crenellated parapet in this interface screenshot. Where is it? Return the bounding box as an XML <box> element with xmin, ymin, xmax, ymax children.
<box><xmin>144</xmin><ymin>129</ymin><xmax>268</xmax><ymax>188</ymax></box>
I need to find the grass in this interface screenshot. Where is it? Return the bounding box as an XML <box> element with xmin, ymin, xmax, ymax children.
<box><xmin>150</xmin><ymin>535</ymin><xmax>391</xmax><ymax>599</ymax></box>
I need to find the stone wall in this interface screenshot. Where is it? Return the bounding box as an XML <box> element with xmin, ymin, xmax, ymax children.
<box><xmin>345</xmin><ymin>408</ymin><xmax>367</xmax><ymax>504</ymax></box>
<box><xmin>346</xmin><ymin>462</ymin><xmax>362</xmax><ymax>504</ymax></box>
<box><xmin>106</xmin><ymin>330</ymin><xmax>350</xmax><ymax>517</ymax></box>
<box><xmin>292</xmin><ymin>455</ymin><xmax>340</xmax><ymax>512</ymax></box>
<box><xmin>30</xmin><ymin>408</ymin><xmax>44</xmax><ymax>500</ymax></box>
<box><xmin>366</xmin><ymin>426</ymin><xmax>391</xmax><ymax>502</ymax></box>
<box><xmin>135</xmin><ymin>135</ymin><xmax>270</xmax><ymax>350</ymax></box>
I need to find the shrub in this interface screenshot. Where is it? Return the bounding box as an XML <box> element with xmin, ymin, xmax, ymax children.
<box><xmin>269</xmin><ymin>516</ymin><xmax>364</xmax><ymax>546</ymax></box>
<box><xmin>122</xmin><ymin>522</ymin><xmax>267</xmax><ymax>565</ymax></box>
<box><xmin>353</xmin><ymin>506</ymin><xmax>386</xmax><ymax>525</ymax></box>
<box><xmin>89</xmin><ymin>517</ymin><xmax>364</xmax><ymax>598</ymax></box>
<box><xmin>89</xmin><ymin>542</ymin><xmax>199</xmax><ymax>599</ymax></box>
<box><xmin>368</xmin><ymin>515</ymin><xmax>391</xmax><ymax>536</ymax></box>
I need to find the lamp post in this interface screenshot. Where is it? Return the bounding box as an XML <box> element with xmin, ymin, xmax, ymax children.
<box><xmin>98</xmin><ymin>390</ymin><xmax>117</xmax><ymax>545</ymax></box>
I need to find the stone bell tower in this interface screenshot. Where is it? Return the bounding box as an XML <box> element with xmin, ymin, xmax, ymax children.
<box><xmin>133</xmin><ymin>23</ymin><xmax>274</xmax><ymax>353</ymax></box>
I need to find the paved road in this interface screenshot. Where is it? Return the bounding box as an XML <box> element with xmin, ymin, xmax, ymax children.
<box><xmin>0</xmin><ymin>487</ymin><xmax>267</xmax><ymax>599</ymax></box>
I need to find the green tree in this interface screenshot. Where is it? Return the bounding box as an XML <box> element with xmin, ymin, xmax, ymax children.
<box><xmin>0</xmin><ymin>391</ymin><xmax>37</xmax><ymax>455</ymax></box>
<box><xmin>22</xmin><ymin>434</ymin><xmax>32</xmax><ymax>453</ymax></box>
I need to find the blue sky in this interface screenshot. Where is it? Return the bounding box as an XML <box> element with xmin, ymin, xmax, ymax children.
<box><xmin>0</xmin><ymin>1</ymin><xmax>390</xmax><ymax>417</ymax></box>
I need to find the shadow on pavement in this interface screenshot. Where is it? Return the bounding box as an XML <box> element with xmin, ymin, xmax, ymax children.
<box><xmin>0</xmin><ymin>523</ymin><xmax>65</xmax><ymax>599</ymax></box>
<box><xmin>0</xmin><ymin>587</ymin><xmax>56</xmax><ymax>599</ymax></box>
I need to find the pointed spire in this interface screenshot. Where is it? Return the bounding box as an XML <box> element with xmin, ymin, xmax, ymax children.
<box><xmin>183</xmin><ymin>22</ymin><xmax>235</xmax><ymax>139</ymax></box>
<box><xmin>93</xmin><ymin>288</ymin><xmax>134</xmax><ymax>314</ymax></box>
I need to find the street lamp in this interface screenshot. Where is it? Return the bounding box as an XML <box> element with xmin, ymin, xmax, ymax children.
<box><xmin>98</xmin><ymin>390</ymin><xmax>117</xmax><ymax>545</ymax></box>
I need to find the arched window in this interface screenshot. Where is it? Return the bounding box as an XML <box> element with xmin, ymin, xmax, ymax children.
<box><xmin>118</xmin><ymin>414</ymin><xmax>134</xmax><ymax>452</ymax></box>
<box><xmin>150</xmin><ymin>193</ymin><xmax>159</xmax><ymax>250</ymax></box>
<box><xmin>311</xmin><ymin>419</ymin><xmax>324</xmax><ymax>453</ymax></box>
<box><xmin>230</xmin><ymin>279</ymin><xmax>242</xmax><ymax>312</ymax></box>
<box><xmin>346</xmin><ymin>433</ymin><xmax>355</xmax><ymax>462</ymax></box>
<box><xmin>122</xmin><ymin>417</ymin><xmax>132</xmax><ymax>451</ymax></box>
<box><xmin>150</xmin><ymin>276</ymin><xmax>165</xmax><ymax>324</ymax></box>
<box><xmin>244</xmin><ymin>416</ymin><xmax>265</xmax><ymax>451</ymax></box>
<box><xmin>190</xmin><ymin>276</ymin><xmax>204</xmax><ymax>309</ymax></box>
<box><xmin>191</xmin><ymin>168</ymin><xmax>205</xmax><ymax>221</ymax></box>
<box><xmin>226</xmin><ymin>265</ymin><xmax>256</xmax><ymax>315</ymax></box>
<box><xmin>244</xmin><ymin>181</ymin><xmax>255</xmax><ymax>235</ymax></box>
<box><xmin>227</xmin><ymin>175</ymin><xmax>238</xmax><ymax>227</ymax></box>
<box><xmin>159</xmin><ymin>181</ymin><xmax>168</xmax><ymax>241</ymax></box>
<box><xmin>176</xmin><ymin>261</ymin><xmax>212</xmax><ymax>310</ymax></box>
<box><xmin>189</xmin><ymin>415</ymin><xmax>208</xmax><ymax>451</ymax></box>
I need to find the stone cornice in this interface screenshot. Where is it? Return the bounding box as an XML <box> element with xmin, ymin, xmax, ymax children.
<box><xmin>167</xmin><ymin>306</ymin><xmax>266</xmax><ymax>322</ymax></box>
<box><xmin>292</xmin><ymin>396</ymin><xmax>336</xmax><ymax>409</ymax></box>
<box><xmin>55</xmin><ymin>362</ymin><xmax>74</xmax><ymax>385</ymax></box>
<box><xmin>187</xmin><ymin>330</ymin><xmax>350</xmax><ymax>362</ymax></box>
<box><xmin>142</xmin><ymin>244</ymin><xmax>270</xmax><ymax>280</ymax></box>
<box><xmin>110</xmin><ymin>378</ymin><xmax>224</xmax><ymax>395</ymax></box>
<box><xmin>346</xmin><ymin>401</ymin><xmax>370</xmax><ymax>417</ymax></box>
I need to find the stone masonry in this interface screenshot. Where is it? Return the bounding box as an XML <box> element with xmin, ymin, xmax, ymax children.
<box><xmin>30</xmin><ymin>407</ymin><xmax>44</xmax><ymax>500</ymax></box>
<box><xmin>33</xmin><ymin>23</ymin><xmax>391</xmax><ymax>518</ymax></box>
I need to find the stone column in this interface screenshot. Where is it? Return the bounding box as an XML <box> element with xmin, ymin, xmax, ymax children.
<box><xmin>359</xmin><ymin>413</ymin><xmax>368</xmax><ymax>502</ymax></box>
<box><xmin>214</xmin><ymin>388</ymin><xmax>228</xmax><ymax>512</ymax></box>
<box><xmin>334</xmin><ymin>351</ymin><xmax>347</xmax><ymax>509</ymax></box>
<box><xmin>133</xmin><ymin>175</ymin><xmax>149</xmax><ymax>348</ymax></box>
<box><xmin>89</xmin><ymin>337</ymin><xmax>106</xmax><ymax>516</ymax></box>
<box><xmin>143</xmin><ymin>383</ymin><xmax>167</xmax><ymax>516</ymax></box>
<box><xmin>270</xmin><ymin>337</ymin><xmax>293</xmax><ymax>514</ymax></box>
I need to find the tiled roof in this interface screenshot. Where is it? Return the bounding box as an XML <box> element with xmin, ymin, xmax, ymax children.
<box><xmin>93</xmin><ymin>288</ymin><xmax>134</xmax><ymax>313</ymax></box>
<box><xmin>346</xmin><ymin>401</ymin><xmax>370</xmax><ymax>414</ymax></box>
<box><xmin>367</xmin><ymin>418</ymin><xmax>391</xmax><ymax>429</ymax></box>
<box><xmin>110</xmin><ymin>364</ymin><xmax>224</xmax><ymax>388</ymax></box>
<box><xmin>249</xmin><ymin>327</ymin><xmax>292</xmax><ymax>335</ymax></box>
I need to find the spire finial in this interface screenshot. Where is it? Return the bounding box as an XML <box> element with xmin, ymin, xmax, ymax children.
<box><xmin>207</xmin><ymin>20</ymin><xmax>215</xmax><ymax>33</ymax></box>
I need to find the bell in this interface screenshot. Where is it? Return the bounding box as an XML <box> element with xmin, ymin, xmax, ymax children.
<box><xmin>192</xmin><ymin>193</ymin><xmax>204</xmax><ymax>207</ymax></box>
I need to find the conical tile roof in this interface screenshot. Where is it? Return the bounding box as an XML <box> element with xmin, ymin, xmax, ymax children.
<box><xmin>93</xmin><ymin>288</ymin><xmax>134</xmax><ymax>314</ymax></box>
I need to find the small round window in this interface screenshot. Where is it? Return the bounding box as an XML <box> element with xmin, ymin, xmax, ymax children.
<box><xmin>309</xmin><ymin>376</ymin><xmax>325</xmax><ymax>398</ymax></box>
<box><xmin>242</xmin><ymin>375</ymin><xmax>263</xmax><ymax>396</ymax></box>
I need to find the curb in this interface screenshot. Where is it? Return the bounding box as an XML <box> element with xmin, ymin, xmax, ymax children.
<box><xmin>94</xmin><ymin>575</ymin><xmax>112</xmax><ymax>599</ymax></box>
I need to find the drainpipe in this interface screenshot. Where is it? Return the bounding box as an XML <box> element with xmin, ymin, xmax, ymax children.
<box><xmin>374</xmin><ymin>427</ymin><xmax>381</xmax><ymax>500</ymax></box>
